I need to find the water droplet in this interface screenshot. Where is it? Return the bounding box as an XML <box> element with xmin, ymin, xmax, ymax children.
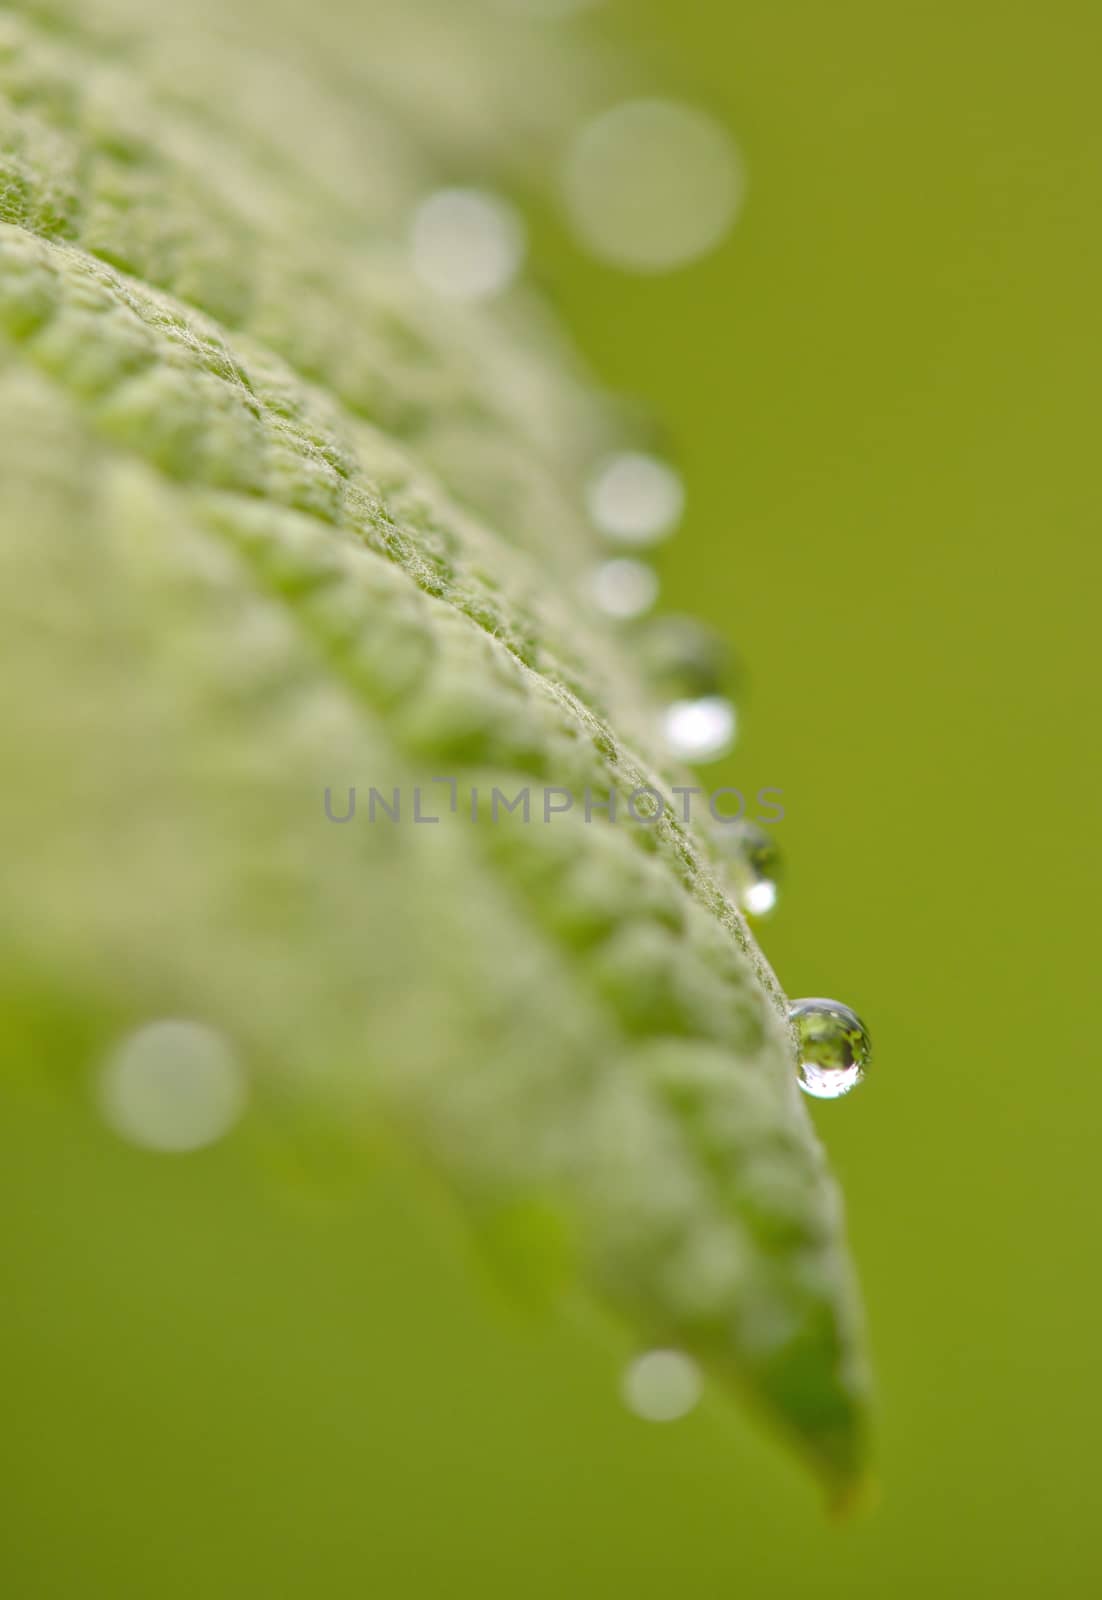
<box><xmin>717</xmin><ymin>820</ymin><xmax>781</xmax><ymax>916</ymax></box>
<box><xmin>586</xmin><ymin>452</ymin><xmax>684</xmax><ymax>546</ymax></box>
<box><xmin>411</xmin><ymin>188</ymin><xmax>526</xmax><ymax>302</ymax></box>
<box><xmin>621</xmin><ymin>1349</ymin><xmax>701</xmax><ymax>1422</ymax></box>
<box><xmin>562</xmin><ymin>99</ymin><xmax>745</xmax><ymax>273</ymax></box>
<box><xmin>662</xmin><ymin>695</ymin><xmax>736</xmax><ymax>763</ymax></box>
<box><xmin>588</xmin><ymin>557</ymin><xmax>659</xmax><ymax>619</ymax></box>
<box><xmin>788</xmin><ymin>998</ymin><xmax>871</xmax><ymax>1100</ymax></box>
<box><xmin>635</xmin><ymin>614</ymin><xmax>736</xmax><ymax>703</ymax></box>
<box><xmin>96</xmin><ymin>1019</ymin><xmax>248</xmax><ymax>1152</ymax></box>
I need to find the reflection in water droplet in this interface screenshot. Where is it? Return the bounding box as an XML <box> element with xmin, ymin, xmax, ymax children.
<box><xmin>96</xmin><ymin>1019</ymin><xmax>248</xmax><ymax>1152</ymax></box>
<box><xmin>562</xmin><ymin>99</ymin><xmax>745</xmax><ymax>272</ymax></box>
<box><xmin>586</xmin><ymin>452</ymin><xmax>684</xmax><ymax>546</ymax></box>
<box><xmin>411</xmin><ymin>188</ymin><xmax>526</xmax><ymax>302</ymax></box>
<box><xmin>621</xmin><ymin>1349</ymin><xmax>701</xmax><ymax>1422</ymax></box>
<box><xmin>589</xmin><ymin>557</ymin><xmax>659</xmax><ymax>619</ymax></box>
<box><xmin>788</xmin><ymin>998</ymin><xmax>871</xmax><ymax>1100</ymax></box>
<box><xmin>716</xmin><ymin>820</ymin><xmax>782</xmax><ymax>917</ymax></box>
<box><xmin>662</xmin><ymin>695</ymin><xmax>736</xmax><ymax>762</ymax></box>
<box><xmin>742</xmin><ymin>877</ymin><xmax>778</xmax><ymax>916</ymax></box>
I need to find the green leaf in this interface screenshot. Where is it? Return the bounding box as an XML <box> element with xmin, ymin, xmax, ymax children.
<box><xmin>0</xmin><ymin>0</ymin><xmax>870</xmax><ymax>1493</ymax></box>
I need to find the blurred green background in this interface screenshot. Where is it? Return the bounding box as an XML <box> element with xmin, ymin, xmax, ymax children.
<box><xmin>3</xmin><ymin>0</ymin><xmax>1100</xmax><ymax>1593</ymax></box>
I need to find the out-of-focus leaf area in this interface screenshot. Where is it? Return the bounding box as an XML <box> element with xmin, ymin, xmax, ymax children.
<box><xmin>2</xmin><ymin>0</ymin><xmax>1100</xmax><ymax>1595</ymax></box>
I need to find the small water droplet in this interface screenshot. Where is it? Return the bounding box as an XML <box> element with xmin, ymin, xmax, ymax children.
<box><xmin>588</xmin><ymin>557</ymin><xmax>659</xmax><ymax>619</ymax></box>
<box><xmin>662</xmin><ymin>695</ymin><xmax>736</xmax><ymax>762</ymax></box>
<box><xmin>621</xmin><ymin>1349</ymin><xmax>701</xmax><ymax>1422</ymax></box>
<box><xmin>716</xmin><ymin>820</ymin><xmax>781</xmax><ymax>916</ymax></box>
<box><xmin>411</xmin><ymin>188</ymin><xmax>526</xmax><ymax>303</ymax></box>
<box><xmin>788</xmin><ymin>998</ymin><xmax>871</xmax><ymax>1100</ymax></box>
<box><xmin>96</xmin><ymin>1019</ymin><xmax>248</xmax><ymax>1152</ymax></box>
<box><xmin>586</xmin><ymin>452</ymin><xmax>684</xmax><ymax>546</ymax></box>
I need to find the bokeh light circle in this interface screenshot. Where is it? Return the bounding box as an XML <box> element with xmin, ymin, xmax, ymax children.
<box><xmin>97</xmin><ymin>1019</ymin><xmax>248</xmax><ymax>1153</ymax></box>
<box><xmin>621</xmin><ymin>1349</ymin><xmax>702</xmax><ymax>1422</ymax></box>
<box><xmin>562</xmin><ymin>98</ymin><xmax>745</xmax><ymax>272</ymax></box>
<box><xmin>411</xmin><ymin>188</ymin><xmax>526</xmax><ymax>302</ymax></box>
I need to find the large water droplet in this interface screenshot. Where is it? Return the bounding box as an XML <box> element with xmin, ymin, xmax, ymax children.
<box><xmin>788</xmin><ymin>998</ymin><xmax>871</xmax><ymax>1100</ymax></box>
<box><xmin>635</xmin><ymin>614</ymin><xmax>735</xmax><ymax>703</ymax></box>
<box><xmin>716</xmin><ymin>820</ymin><xmax>781</xmax><ymax>917</ymax></box>
<box><xmin>621</xmin><ymin>1349</ymin><xmax>701</xmax><ymax>1422</ymax></box>
<box><xmin>586</xmin><ymin>452</ymin><xmax>684</xmax><ymax>546</ymax></box>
